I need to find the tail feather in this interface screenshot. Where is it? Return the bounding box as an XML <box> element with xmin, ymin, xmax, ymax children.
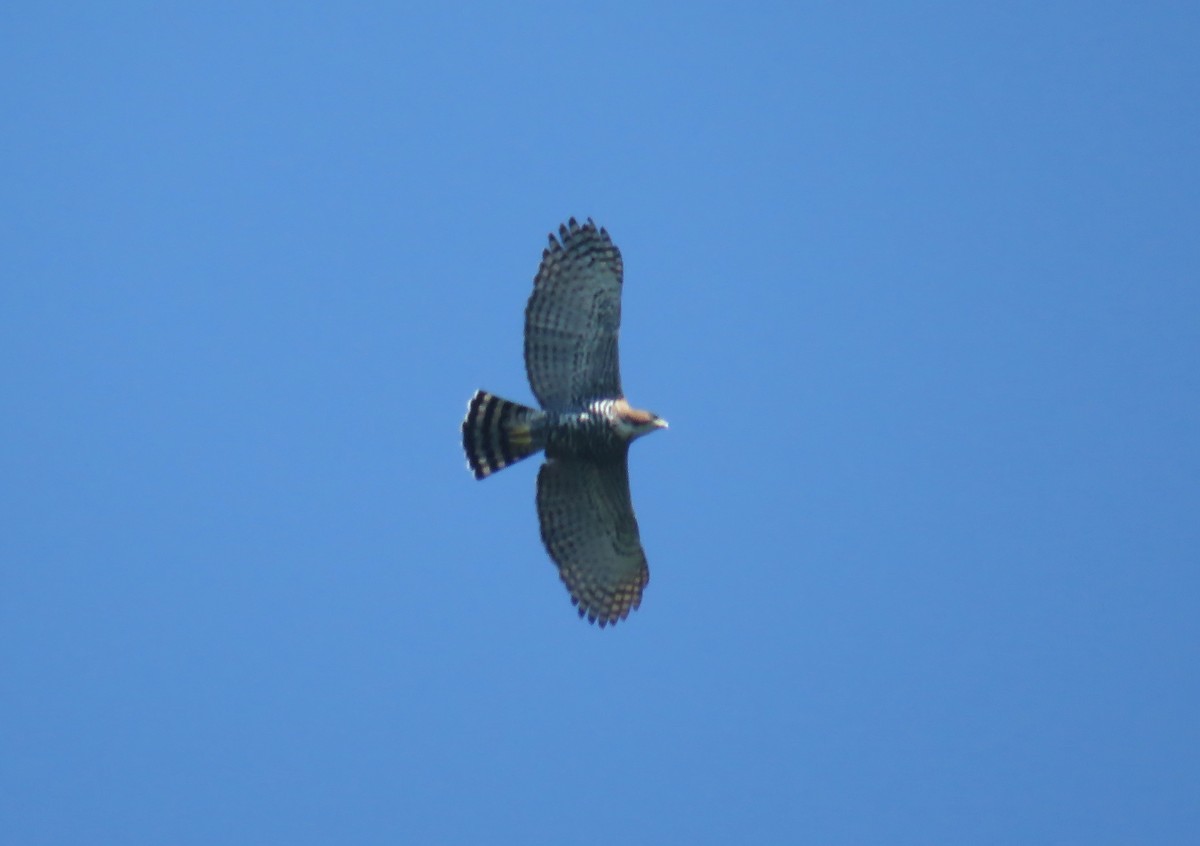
<box><xmin>462</xmin><ymin>391</ymin><xmax>546</xmax><ymax>479</ymax></box>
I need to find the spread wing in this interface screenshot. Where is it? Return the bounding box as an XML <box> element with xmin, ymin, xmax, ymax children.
<box><xmin>524</xmin><ymin>218</ymin><xmax>624</xmax><ymax>411</ymax></box>
<box><xmin>536</xmin><ymin>455</ymin><xmax>649</xmax><ymax>627</ymax></box>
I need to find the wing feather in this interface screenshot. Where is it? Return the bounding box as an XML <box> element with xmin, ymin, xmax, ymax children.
<box><xmin>524</xmin><ymin>218</ymin><xmax>624</xmax><ymax>411</ymax></box>
<box><xmin>535</xmin><ymin>455</ymin><xmax>649</xmax><ymax>627</ymax></box>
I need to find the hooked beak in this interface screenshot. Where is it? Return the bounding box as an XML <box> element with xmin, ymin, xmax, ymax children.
<box><xmin>655</xmin><ymin>418</ymin><xmax>669</xmax><ymax>429</ymax></box>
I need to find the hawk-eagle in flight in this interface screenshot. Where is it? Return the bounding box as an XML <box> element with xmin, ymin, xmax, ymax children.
<box><xmin>462</xmin><ymin>218</ymin><xmax>667</xmax><ymax>627</ymax></box>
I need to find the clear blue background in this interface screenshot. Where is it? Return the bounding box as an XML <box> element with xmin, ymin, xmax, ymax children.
<box><xmin>3</xmin><ymin>3</ymin><xmax>1197</xmax><ymax>843</ymax></box>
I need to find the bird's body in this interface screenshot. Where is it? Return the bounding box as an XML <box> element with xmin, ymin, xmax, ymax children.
<box><xmin>546</xmin><ymin>399</ymin><xmax>659</xmax><ymax>459</ymax></box>
<box><xmin>461</xmin><ymin>219</ymin><xmax>666</xmax><ymax>627</ymax></box>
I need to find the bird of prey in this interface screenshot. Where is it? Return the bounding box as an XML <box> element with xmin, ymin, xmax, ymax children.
<box><xmin>462</xmin><ymin>218</ymin><xmax>667</xmax><ymax>627</ymax></box>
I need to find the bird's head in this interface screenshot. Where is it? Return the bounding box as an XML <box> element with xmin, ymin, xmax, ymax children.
<box><xmin>615</xmin><ymin>402</ymin><xmax>669</xmax><ymax>442</ymax></box>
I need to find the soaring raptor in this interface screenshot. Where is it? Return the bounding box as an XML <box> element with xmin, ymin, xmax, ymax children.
<box><xmin>462</xmin><ymin>218</ymin><xmax>667</xmax><ymax>627</ymax></box>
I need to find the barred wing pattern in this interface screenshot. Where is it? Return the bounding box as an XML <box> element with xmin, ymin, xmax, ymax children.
<box><xmin>536</xmin><ymin>455</ymin><xmax>649</xmax><ymax>627</ymax></box>
<box><xmin>524</xmin><ymin>218</ymin><xmax>624</xmax><ymax>412</ymax></box>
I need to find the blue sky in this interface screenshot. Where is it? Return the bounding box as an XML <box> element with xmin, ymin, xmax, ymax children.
<box><xmin>3</xmin><ymin>3</ymin><xmax>1197</xmax><ymax>843</ymax></box>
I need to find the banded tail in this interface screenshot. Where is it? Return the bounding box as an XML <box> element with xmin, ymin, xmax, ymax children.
<box><xmin>462</xmin><ymin>391</ymin><xmax>546</xmax><ymax>479</ymax></box>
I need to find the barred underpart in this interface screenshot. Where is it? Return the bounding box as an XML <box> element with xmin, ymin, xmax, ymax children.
<box><xmin>544</xmin><ymin>402</ymin><xmax>627</xmax><ymax>461</ymax></box>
